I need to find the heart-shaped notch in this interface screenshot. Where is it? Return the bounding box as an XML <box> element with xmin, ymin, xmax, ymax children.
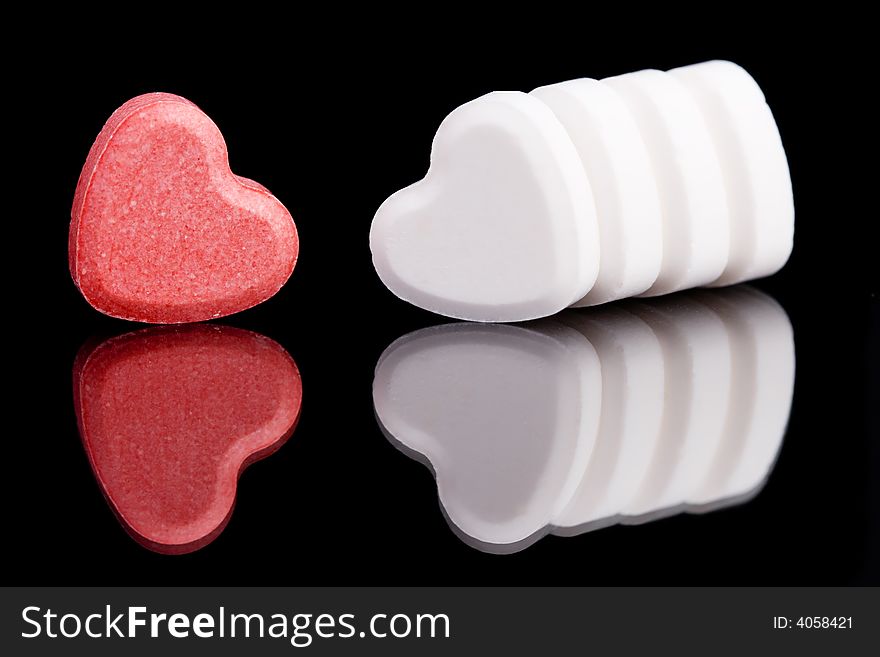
<box><xmin>70</xmin><ymin>93</ymin><xmax>298</xmax><ymax>323</ymax></box>
<box><xmin>370</xmin><ymin>92</ymin><xmax>599</xmax><ymax>323</ymax></box>
<box><xmin>73</xmin><ymin>325</ymin><xmax>302</xmax><ymax>554</ymax></box>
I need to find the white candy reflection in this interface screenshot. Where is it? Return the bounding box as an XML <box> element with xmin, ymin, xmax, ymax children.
<box><xmin>373</xmin><ymin>287</ymin><xmax>794</xmax><ymax>553</ymax></box>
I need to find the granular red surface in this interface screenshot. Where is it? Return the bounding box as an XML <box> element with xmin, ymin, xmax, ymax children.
<box><xmin>73</xmin><ymin>325</ymin><xmax>302</xmax><ymax>554</ymax></box>
<box><xmin>70</xmin><ymin>93</ymin><xmax>298</xmax><ymax>323</ymax></box>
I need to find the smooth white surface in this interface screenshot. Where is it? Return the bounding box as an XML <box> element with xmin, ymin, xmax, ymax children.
<box><xmin>370</xmin><ymin>91</ymin><xmax>599</xmax><ymax>322</ymax></box>
<box><xmin>370</xmin><ymin>61</ymin><xmax>794</xmax><ymax>323</ymax></box>
<box><xmin>670</xmin><ymin>61</ymin><xmax>794</xmax><ymax>286</ymax></box>
<box><xmin>604</xmin><ymin>69</ymin><xmax>730</xmax><ymax>296</ymax></box>
<box><xmin>373</xmin><ymin>288</ymin><xmax>794</xmax><ymax>552</ymax></box>
<box><xmin>531</xmin><ymin>79</ymin><xmax>663</xmax><ymax>306</ymax></box>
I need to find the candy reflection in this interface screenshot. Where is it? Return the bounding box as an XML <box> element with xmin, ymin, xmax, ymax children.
<box><xmin>74</xmin><ymin>325</ymin><xmax>302</xmax><ymax>554</ymax></box>
<box><xmin>373</xmin><ymin>287</ymin><xmax>793</xmax><ymax>553</ymax></box>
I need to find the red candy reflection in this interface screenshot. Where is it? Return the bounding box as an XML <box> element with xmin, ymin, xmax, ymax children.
<box><xmin>73</xmin><ymin>325</ymin><xmax>302</xmax><ymax>554</ymax></box>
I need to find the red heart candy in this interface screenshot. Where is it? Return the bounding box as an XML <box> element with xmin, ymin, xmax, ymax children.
<box><xmin>70</xmin><ymin>93</ymin><xmax>298</xmax><ymax>323</ymax></box>
<box><xmin>73</xmin><ymin>325</ymin><xmax>302</xmax><ymax>554</ymax></box>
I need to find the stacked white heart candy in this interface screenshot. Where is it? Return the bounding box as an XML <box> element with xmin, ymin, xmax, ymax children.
<box><xmin>370</xmin><ymin>60</ymin><xmax>794</xmax><ymax>322</ymax></box>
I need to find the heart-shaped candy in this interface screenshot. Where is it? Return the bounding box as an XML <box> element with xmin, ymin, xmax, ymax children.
<box><xmin>74</xmin><ymin>324</ymin><xmax>302</xmax><ymax>554</ymax></box>
<box><xmin>370</xmin><ymin>62</ymin><xmax>793</xmax><ymax>323</ymax></box>
<box><xmin>531</xmin><ymin>78</ymin><xmax>664</xmax><ymax>307</ymax></box>
<box><xmin>70</xmin><ymin>93</ymin><xmax>298</xmax><ymax>323</ymax></box>
<box><xmin>669</xmin><ymin>61</ymin><xmax>794</xmax><ymax>286</ymax></box>
<box><xmin>370</xmin><ymin>92</ymin><xmax>599</xmax><ymax>323</ymax></box>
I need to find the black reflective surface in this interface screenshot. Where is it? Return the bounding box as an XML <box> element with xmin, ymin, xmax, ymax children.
<box><xmin>11</xmin><ymin>35</ymin><xmax>877</xmax><ymax>584</ymax></box>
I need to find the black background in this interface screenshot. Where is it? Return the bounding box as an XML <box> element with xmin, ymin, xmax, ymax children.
<box><xmin>10</xmin><ymin>24</ymin><xmax>877</xmax><ymax>584</ymax></box>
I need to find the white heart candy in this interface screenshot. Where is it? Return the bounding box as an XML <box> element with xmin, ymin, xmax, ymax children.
<box><xmin>370</xmin><ymin>91</ymin><xmax>600</xmax><ymax>323</ymax></box>
<box><xmin>670</xmin><ymin>61</ymin><xmax>794</xmax><ymax>286</ymax></box>
<box><xmin>603</xmin><ymin>69</ymin><xmax>730</xmax><ymax>296</ymax></box>
<box><xmin>371</xmin><ymin>62</ymin><xmax>793</xmax><ymax>323</ymax></box>
<box><xmin>531</xmin><ymin>78</ymin><xmax>664</xmax><ymax>306</ymax></box>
